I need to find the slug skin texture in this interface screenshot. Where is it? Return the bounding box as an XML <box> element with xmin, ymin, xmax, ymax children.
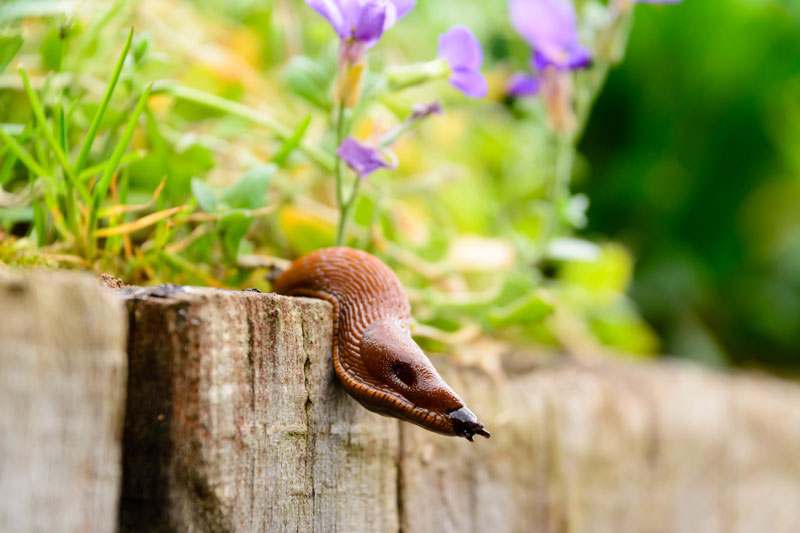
<box><xmin>275</xmin><ymin>247</ymin><xmax>489</xmax><ymax>441</ymax></box>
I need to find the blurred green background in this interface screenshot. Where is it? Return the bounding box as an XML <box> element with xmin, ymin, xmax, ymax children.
<box><xmin>580</xmin><ymin>0</ymin><xmax>800</xmax><ymax>370</ymax></box>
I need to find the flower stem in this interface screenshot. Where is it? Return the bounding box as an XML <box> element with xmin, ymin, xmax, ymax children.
<box><xmin>334</xmin><ymin>100</ymin><xmax>348</xmax><ymax>246</ymax></box>
<box><xmin>337</xmin><ymin>175</ymin><xmax>362</xmax><ymax>246</ymax></box>
<box><xmin>537</xmin><ymin>133</ymin><xmax>575</xmax><ymax>261</ymax></box>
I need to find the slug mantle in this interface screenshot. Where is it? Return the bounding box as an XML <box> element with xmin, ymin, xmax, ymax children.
<box><xmin>274</xmin><ymin>247</ymin><xmax>489</xmax><ymax>441</ymax></box>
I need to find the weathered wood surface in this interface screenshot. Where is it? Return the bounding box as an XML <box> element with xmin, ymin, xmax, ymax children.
<box><xmin>118</xmin><ymin>285</ymin><xmax>800</xmax><ymax>533</ymax></box>
<box><xmin>119</xmin><ymin>286</ymin><xmax>398</xmax><ymax>533</ymax></box>
<box><xmin>403</xmin><ymin>358</ymin><xmax>800</xmax><ymax>533</ymax></box>
<box><xmin>4</xmin><ymin>271</ymin><xmax>798</xmax><ymax>533</ymax></box>
<box><xmin>0</xmin><ymin>269</ymin><xmax>127</xmax><ymax>533</ymax></box>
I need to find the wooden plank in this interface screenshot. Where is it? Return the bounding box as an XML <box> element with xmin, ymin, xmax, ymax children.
<box><xmin>0</xmin><ymin>269</ymin><xmax>127</xmax><ymax>533</ymax></box>
<box><xmin>8</xmin><ymin>272</ymin><xmax>788</xmax><ymax>533</ymax></box>
<box><xmin>401</xmin><ymin>358</ymin><xmax>800</xmax><ymax>533</ymax></box>
<box><xmin>119</xmin><ymin>287</ymin><xmax>399</xmax><ymax>533</ymax></box>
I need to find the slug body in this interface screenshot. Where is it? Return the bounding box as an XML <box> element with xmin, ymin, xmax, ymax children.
<box><xmin>275</xmin><ymin>247</ymin><xmax>489</xmax><ymax>441</ymax></box>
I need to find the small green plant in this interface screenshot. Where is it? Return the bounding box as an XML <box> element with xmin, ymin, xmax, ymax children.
<box><xmin>1</xmin><ymin>29</ymin><xmax>159</xmax><ymax>264</ymax></box>
<box><xmin>0</xmin><ymin>0</ymin><xmax>680</xmax><ymax>358</ymax></box>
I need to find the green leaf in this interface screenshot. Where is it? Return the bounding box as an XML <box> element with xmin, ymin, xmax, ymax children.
<box><xmin>74</xmin><ymin>28</ymin><xmax>133</xmax><ymax>174</ymax></box>
<box><xmin>589</xmin><ymin>302</ymin><xmax>659</xmax><ymax>355</ymax></box>
<box><xmin>353</xmin><ymin>194</ymin><xmax>376</xmax><ymax>227</ymax></box>
<box><xmin>155</xmin><ymin>82</ymin><xmax>334</xmax><ymax>170</ymax></box>
<box><xmin>88</xmin><ymin>82</ymin><xmax>152</xmax><ymax>244</ymax></box>
<box><xmin>221</xmin><ymin>164</ymin><xmax>274</xmax><ymax>210</ymax></box>
<box><xmin>219</xmin><ymin>211</ymin><xmax>252</xmax><ymax>264</ymax></box>
<box><xmin>271</xmin><ymin>114</ymin><xmax>311</xmax><ymax>167</ymax></box>
<box><xmin>165</xmin><ymin>144</ymin><xmax>215</xmax><ymax>200</ymax></box>
<box><xmin>486</xmin><ymin>291</ymin><xmax>554</xmax><ymax>329</ymax></box>
<box><xmin>18</xmin><ymin>68</ymin><xmax>75</xmax><ymax>179</ymax></box>
<box><xmin>282</xmin><ymin>56</ymin><xmax>334</xmax><ymax>111</ymax></box>
<box><xmin>560</xmin><ymin>243</ymin><xmax>633</xmax><ymax>302</ymax></box>
<box><xmin>191</xmin><ymin>178</ymin><xmax>217</xmax><ymax>213</ymax></box>
<box><xmin>132</xmin><ymin>33</ymin><xmax>150</xmax><ymax>65</ymax></box>
<box><xmin>32</xmin><ymin>202</ymin><xmax>46</xmax><ymax>246</ymax></box>
<box><xmin>0</xmin><ymin>146</ymin><xmax>18</xmax><ymax>186</ymax></box>
<box><xmin>40</xmin><ymin>23</ymin><xmax>65</xmax><ymax>72</ymax></box>
<box><xmin>184</xmin><ymin>231</ymin><xmax>215</xmax><ymax>263</ymax></box>
<box><xmin>0</xmin><ymin>128</ymin><xmax>48</xmax><ymax>179</ymax></box>
<box><xmin>0</xmin><ymin>34</ymin><xmax>23</xmax><ymax>73</ymax></box>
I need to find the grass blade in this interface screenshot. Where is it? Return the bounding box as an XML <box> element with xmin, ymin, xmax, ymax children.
<box><xmin>94</xmin><ymin>205</ymin><xmax>187</xmax><ymax>238</ymax></box>
<box><xmin>88</xmin><ymin>82</ymin><xmax>152</xmax><ymax>247</ymax></box>
<box><xmin>18</xmin><ymin>68</ymin><xmax>75</xmax><ymax>180</ymax></box>
<box><xmin>0</xmin><ymin>128</ymin><xmax>48</xmax><ymax>178</ymax></box>
<box><xmin>92</xmin><ymin>83</ymin><xmax>152</xmax><ymax>204</ymax></box>
<box><xmin>155</xmin><ymin>82</ymin><xmax>334</xmax><ymax>171</ymax></box>
<box><xmin>272</xmin><ymin>113</ymin><xmax>312</xmax><ymax>166</ymax></box>
<box><xmin>32</xmin><ymin>202</ymin><xmax>46</xmax><ymax>246</ymax></box>
<box><xmin>0</xmin><ymin>146</ymin><xmax>18</xmax><ymax>185</ymax></box>
<box><xmin>57</xmin><ymin>103</ymin><xmax>67</xmax><ymax>152</ymax></box>
<box><xmin>78</xmin><ymin>149</ymin><xmax>144</xmax><ymax>182</ymax></box>
<box><xmin>74</xmin><ymin>28</ymin><xmax>133</xmax><ymax>174</ymax></box>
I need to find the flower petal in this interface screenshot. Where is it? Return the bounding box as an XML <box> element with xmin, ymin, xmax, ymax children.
<box><xmin>506</xmin><ymin>72</ymin><xmax>540</xmax><ymax>97</ymax></box>
<box><xmin>337</xmin><ymin>137</ymin><xmax>391</xmax><ymax>178</ymax></box>
<box><xmin>390</xmin><ymin>0</ymin><xmax>416</xmax><ymax>18</ymax></box>
<box><xmin>450</xmin><ymin>68</ymin><xmax>488</xmax><ymax>98</ymax></box>
<box><xmin>510</xmin><ymin>0</ymin><xmax>577</xmax><ymax>48</ymax></box>
<box><xmin>533</xmin><ymin>41</ymin><xmax>592</xmax><ymax>71</ymax></box>
<box><xmin>438</xmin><ymin>26</ymin><xmax>483</xmax><ymax>71</ymax></box>
<box><xmin>353</xmin><ymin>0</ymin><xmax>389</xmax><ymax>42</ymax></box>
<box><xmin>509</xmin><ymin>0</ymin><xmax>592</xmax><ymax>71</ymax></box>
<box><xmin>306</xmin><ymin>0</ymin><xmax>347</xmax><ymax>37</ymax></box>
<box><xmin>338</xmin><ymin>0</ymin><xmax>362</xmax><ymax>33</ymax></box>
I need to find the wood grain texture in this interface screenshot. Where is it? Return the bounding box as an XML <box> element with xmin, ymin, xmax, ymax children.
<box><xmin>0</xmin><ymin>269</ymin><xmax>127</xmax><ymax>533</ymax></box>
<box><xmin>401</xmin><ymin>358</ymin><xmax>800</xmax><ymax>533</ymax></box>
<box><xmin>119</xmin><ymin>287</ymin><xmax>399</xmax><ymax>533</ymax></box>
<box><xmin>5</xmin><ymin>273</ymin><xmax>797</xmax><ymax>532</ymax></box>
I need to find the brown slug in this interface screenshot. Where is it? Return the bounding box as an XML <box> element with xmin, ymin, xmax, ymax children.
<box><xmin>274</xmin><ymin>247</ymin><xmax>490</xmax><ymax>441</ymax></box>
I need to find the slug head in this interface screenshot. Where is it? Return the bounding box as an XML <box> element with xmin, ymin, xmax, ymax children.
<box><xmin>358</xmin><ymin>319</ymin><xmax>490</xmax><ymax>440</ymax></box>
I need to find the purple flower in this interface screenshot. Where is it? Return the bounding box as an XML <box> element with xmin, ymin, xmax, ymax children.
<box><xmin>509</xmin><ymin>0</ymin><xmax>592</xmax><ymax>71</ymax></box>
<box><xmin>307</xmin><ymin>0</ymin><xmax>415</xmax><ymax>61</ymax></box>
<box><xmin>438</xmin><ymin>26</ymin><xmax>488</xmax><ymax>98</ymax></box>
<box><xmin>337</xmin><ymin>137</ymin><xmax>392</xmax><ymax>178</ymax></box>
<box><xmin>506</xmin><ymin>72</ymin><xmax>540</xmax><ymax>97</ymax></box>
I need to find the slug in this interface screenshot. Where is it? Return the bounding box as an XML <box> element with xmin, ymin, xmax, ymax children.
<box><xmin>274</xmin><ymin>247</ymin><xmax>490</xmax><ymax>441</ymax></box>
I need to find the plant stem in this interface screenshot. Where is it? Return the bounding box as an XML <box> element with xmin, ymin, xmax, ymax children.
<box><xmin>537</xmin><ymin>133</ymin><xmax>575</xmax><ymax>262</ymax></box>
<box><xmin>337</xmin><ymin>175</ymin><xmax>362</xmax><ymax>246</ymax></box>
<box><xmin>534</xmin><ymin>59</ymin><xmax>613</xmax><ymax>263</ymax></box>
<box><xmin>333</xmin><ymin>100</ymin><xmax>349</xmax><ymax>246</ymax></box>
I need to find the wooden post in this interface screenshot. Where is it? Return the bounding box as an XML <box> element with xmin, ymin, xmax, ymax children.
<box><xmin>5</xmin><ymin>271</ymin><xmax>797</xmax><ymax>533</ymax></box>
<box><xmin>401</xmin><ymin>359</ymin><xmax>800</xmax><ymax>533</ymax></box>
<box><xmin>119</xmin><ymin>287</ymin><xmax>399</xmax><ymax>532</ymax></box>
<box><xmin>0</xmin><ymin>269</ymin><xmax>127</xmax><ymax>533</ymax></box>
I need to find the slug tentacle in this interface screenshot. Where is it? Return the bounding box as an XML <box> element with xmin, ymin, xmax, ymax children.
<box><xmin>274</xmin><ymin>247</ymin><xmax>489</xmax><ymax>440</ymax></box>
